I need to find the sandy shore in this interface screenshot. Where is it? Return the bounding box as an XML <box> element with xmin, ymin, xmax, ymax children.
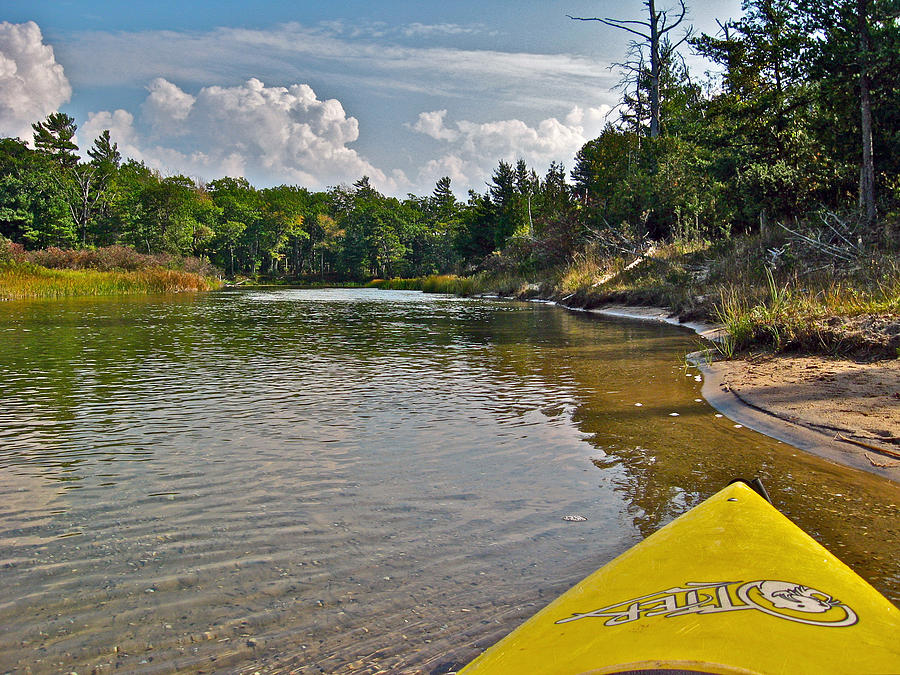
<box><xmin>581</xmin><ymin>305</ymin><xmax>900</xmax><ymax>482</ymax></box>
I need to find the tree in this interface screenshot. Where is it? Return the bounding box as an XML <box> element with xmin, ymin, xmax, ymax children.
<box><xmin>693</xmin><ymin>0</ymin><xmax>821</xmax><ymax>225</ymax></box>
<box><xmin>0</xmin><ymin>137</ymin><xmax>75</xmax><ymax>248</ymax></box>
<box><xmin>311</xmin><ymin>212</ymin><xmax>343</xmax><ymax>277</ymax></box>
<box><xmin>329</xmin><ymin>179</ymin><xmax>414</xmax><ymax>279</ymax></box>
<box><xmin>31</xmin><ymin>113</ymin><xmax>79</xmax><ymax>169</ymax></box>
<box><xmin>259</xmin><ymin>185</ymin><xmax>311</xmax><ymax>274</ymax></box>
<box><xmin>67</xmin><ymin>130</ymin><xmax>124</xmax><ymax>246</ymax></box>
<box><xmin>572</xmin><ymin>125</ymin><xmax>641</xmax><ymax>224</ymax></box>
<box><xmin>407</xmin><ymin>177</ymin><xmax>462</xmax><ymax>274</ymax></box>
<box><xmin>209</xmin><ymin>177</ymin><xmax>262</xmax><ymax>273</ymax></box>
<box><xmin>127</xmin><ymin>175</ymin><xmax>206</xmax><ymax>255</ymax></box>
<box><xmin>455</xmin><ymin>191</ymin><xmax>497</xmax><ymax>266</ymax></box>
<box><xmin>215</xmin><ymin>220</ymin><xmax>247</xmax><ymax>276</ymax></box>
<box><xmin>88</xmin><ymin>130</ymin><xmax>121</xmax><ymax>169</ymax></box>
<box><xmin>489</xmin><ymin>160</ymin><xmax>528</xmax><ymax>247</ymax></box>
<box><xmin>805</xmin><ymin>0</ymin><xmax>900</xmax><ymax>239</ymax></box>
<box><xmin>570</xmin><ymin>1</ymin><xmax>690</xmax><ymax>138</ymax></box>
<box><xmin>430</xmin><ymin>177</ymin><xmax>457</xmax><ymax>219</ymax></box>
<box><xmin>535</xmin><ymin>162</ymin><xmax>571</xmax><ymax>224</ymax></box>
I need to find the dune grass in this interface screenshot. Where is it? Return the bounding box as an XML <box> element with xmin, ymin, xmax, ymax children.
<box><xmin>713</xmin><ymin>262</ymin><xmax>900</xmax><ymax>356</ymax></box>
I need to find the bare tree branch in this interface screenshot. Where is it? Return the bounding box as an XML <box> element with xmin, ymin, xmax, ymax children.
<box><xmin>659</xmin><ymin>0</ymin><xmax>688</xmax><ymax>34</ymax></box>
<box><xmin>569</xmin><ymin>1</ymin><xmax>693</xmax><ymax>139</ymax></box>
<box><xmin>567</xmin><ymin>15</ymin><xmax>650</xmax><ymax>39</ymax></box>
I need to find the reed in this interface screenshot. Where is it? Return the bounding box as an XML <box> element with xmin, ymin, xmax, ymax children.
<box><xmin>0</xmin><ymin>263</ymin><xmax>222</xmax><ymax>299</ymax></box>
<box><xmin>367</xmin><ymin>278</ymin><xmax>425</xmax><ymax>290</ymax></box>
<box><xmin>423</xmin><ymin>274</ymin><xmax>496</xmax><ymax>296</ymax></box>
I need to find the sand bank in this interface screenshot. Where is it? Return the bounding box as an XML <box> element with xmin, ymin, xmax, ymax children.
<box><xmin>577</xmin><ymin>304</ymin><xmax>900</xmax><ymax>483</ymax></box>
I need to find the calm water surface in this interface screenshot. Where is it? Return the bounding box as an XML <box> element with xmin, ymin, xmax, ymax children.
<box><xmin>0</xmin><ymin>289</ymin><xmax>897</xmax><ymax>674</ymax></box>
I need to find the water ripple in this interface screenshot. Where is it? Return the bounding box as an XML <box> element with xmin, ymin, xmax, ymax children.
<box><xmin>0</xmin><ymin>289</ymin><xmax>898</xmax><ymax>674</ymax></box>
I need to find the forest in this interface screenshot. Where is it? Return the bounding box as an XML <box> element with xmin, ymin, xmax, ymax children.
<box><xmin>1</xmin><ymin>0</ymin><xmax>898</xmax><ymax>284</ymax></box>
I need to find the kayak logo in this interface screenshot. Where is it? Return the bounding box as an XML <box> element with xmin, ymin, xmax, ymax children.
<box><xmin>555</xmin><ymin>580</ymin><xmax>858</xmax><ymax>628</ymax></box>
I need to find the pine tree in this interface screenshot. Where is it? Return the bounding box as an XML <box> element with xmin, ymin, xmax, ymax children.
<box><xmin>32</xmin><ymin>113</ymin><xmax>79</xmax><ymax>169</ymax></box>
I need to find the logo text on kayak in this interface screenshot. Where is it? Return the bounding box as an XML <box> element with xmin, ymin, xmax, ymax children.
<box><xmin>555</xmin><ymin>580</ymin><xmax>857</xmax><ymax>628</ymax></box>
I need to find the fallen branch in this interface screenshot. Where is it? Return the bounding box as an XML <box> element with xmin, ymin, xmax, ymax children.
<box><xmin>820</xmin><ymin>211</ymin><xmax>863</xmax><ymax>253</ymax></box>
<box><xmin>865</xmin><ymin>453</ymin><xmax>900</xmax><ymax>468</ymax></box>
<box><xmin>835</xmin><ymin>433</ymin><xmax>900</xmax><ymax>460</ymax></box>
<box><xmin>778</xmin><ymin>222</ymin><xmax>856</xmax><ymax>261</ymax></box>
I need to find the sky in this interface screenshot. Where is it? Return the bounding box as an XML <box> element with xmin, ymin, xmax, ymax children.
<box><xmin>0</xmin><ymin>0</ymin><xmax>741</xmax><ymax>197</ymax></box>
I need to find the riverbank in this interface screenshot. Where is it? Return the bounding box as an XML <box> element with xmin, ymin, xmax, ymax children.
<box><xmin>374</xmin><ymin>231</ymin><xmax>900</xmax><ymax>481</ymax></box>
<box><xmin>0</xmin><ymin>244</ymin><xmax>222</xmax><ymax>298</ymax></box>
<box><xmin>702</xmin><ymin>355</ymin><xmax>900</xmax><ymax>481</ymax></box>
<box><xmin>578</xmin><ymin>304</ymin><xmax>900</xmax><ymax>482</ymax></box>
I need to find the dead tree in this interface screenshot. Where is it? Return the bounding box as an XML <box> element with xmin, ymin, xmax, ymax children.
<box><xmin>569</xmin><ymin>0</ymin><xmax>689</xmax><ymax>138</ymax></box>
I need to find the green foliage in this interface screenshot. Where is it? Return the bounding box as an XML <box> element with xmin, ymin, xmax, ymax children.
<box><xmin>31</xmin><ymin>113</ymin><xmax>79</xmax><ymax>169</ymax></box>
<box><xmin>3</xmin><ymin>0</ymin><xmax>899</xmax><ymax>290</ymax></box>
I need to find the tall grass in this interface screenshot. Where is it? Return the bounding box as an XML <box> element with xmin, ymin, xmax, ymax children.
<box><xmin>424</xmin><ymin>273</ymin><xmax>541</xmax><ymax>296</ymax></box>
<box><xmin>0</xmin><ymin>263</ymin><xmax>221</xmax><ymax>299</ymax></box>
<box><xmin>713</xmin><ymin>261</ymin><xmax>900</xmax><ymax>356</ymax></box>
<box><xmin>366</xmin><ymin>274</ymin><xmax>492</xmax><ymax>295</ymax></box>
<box><xmin>556</xmin><ymin>252</ymin><xmax>623</xmax><ymax>295</ymax></box>
<box><xmin>421</xmin><ymin>274</ymin><xmax>484</xmax><ymax>295</ymax></box>
<box><xmin>366</xmin><ymin>278</ymin><xmax>425</xmax><ymax>290</ymax></box>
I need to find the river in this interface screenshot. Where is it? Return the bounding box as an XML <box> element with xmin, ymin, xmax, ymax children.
<box><xmin>0</xmin><ymin>288</ymin><xmax>897</xmax><ymax>674</ymax></box>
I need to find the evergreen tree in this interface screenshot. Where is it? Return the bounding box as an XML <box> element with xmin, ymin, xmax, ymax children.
<box><xmin>88</xmin><ymin>130</ymin><xmax>121</xmax><ymax>169</ymax></box>
<box><xmin>31</xmin><ymin>113</ymin><xmax>79</xmax><ymax>169</ymax></box>
<box><xmin>805</xmin><ymin>0</ymin><xmax>900</xmax><ymax>239</ymax></box>
<box><xmin>693</xmin><ymin>0</ymin><xmax>822</xmax><ymax>225</ymax></box>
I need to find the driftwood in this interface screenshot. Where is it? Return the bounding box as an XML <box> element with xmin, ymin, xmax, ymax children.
<box><xmin>866</xmin><ymin>453</ymin><xmax>900</xmax><ymax>468</ymax></box>
<box><xmin>835</xmin><ymin>433</ymin><xmax>900</xmax><ymax>460</ymax></box>
<box><xmin>776</xmin><ymin>212</ymin><xmax>867</xmax><ymax>270</ymax></box>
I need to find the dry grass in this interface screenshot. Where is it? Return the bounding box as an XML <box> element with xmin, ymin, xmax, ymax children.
<box><xmin>556</xmin><ymin>251</ymin><xmax>625</xmax><ymax>295</ymax></box>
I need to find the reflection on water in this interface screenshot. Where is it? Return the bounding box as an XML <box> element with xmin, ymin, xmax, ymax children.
<box><xmin>0</xmin><ymin>288</ymin><xmax>897</xmax><ymax>673</ymax></box>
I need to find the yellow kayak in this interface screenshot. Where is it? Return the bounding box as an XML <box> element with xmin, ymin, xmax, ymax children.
<box><xmin>460</xmin><ymin>480</ymin><xmax>900</xmax><ymax>674</ymax></box>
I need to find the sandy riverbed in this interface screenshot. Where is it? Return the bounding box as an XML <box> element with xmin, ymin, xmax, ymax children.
<box><xmin>587</xmin><ymin>305</ymin><xmax>900</xmax><ymax>482</ymax></box>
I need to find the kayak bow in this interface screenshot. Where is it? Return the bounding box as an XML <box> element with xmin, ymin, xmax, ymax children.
<box><xmin>459</xmin><ymin>481</ymin><xmax>899</xmax><ymax>674</ymax></box>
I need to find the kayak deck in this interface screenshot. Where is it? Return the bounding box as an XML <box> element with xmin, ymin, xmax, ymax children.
<box><xmin>459</xmin><ymin>481</ymin><xmax>900</xmax><ymax>674</ymax></box>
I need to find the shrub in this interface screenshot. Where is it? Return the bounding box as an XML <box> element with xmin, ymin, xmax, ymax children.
<box><xmin>19</xmin><ymin>245</ymin><xmax>221</xmax><ymax>277</ymax></box>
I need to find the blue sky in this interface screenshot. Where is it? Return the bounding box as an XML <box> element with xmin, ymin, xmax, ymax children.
<box><xmin>1</xmin><ymin>0</ymin><xmax>741</xmax><ymax>196</ymax></box>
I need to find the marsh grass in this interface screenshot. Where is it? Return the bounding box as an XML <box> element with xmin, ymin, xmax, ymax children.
<box><xmin>0</xmin><ymin>263</ymin><xmax>221</xmax><ymax>299</ymax></box>
<box><xmin>421</xmin><ymin>275</ymin><xmax>486</xmax><ymax>295</ymax></box>
<box><xmin>367</xmin><ymin>278</ymin><xmax>425</xmax><ymax>291</ymax></box>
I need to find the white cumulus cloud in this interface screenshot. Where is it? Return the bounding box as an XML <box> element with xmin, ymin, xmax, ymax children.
<box><xmin>0</xmin><ymin>21</ymin><xmax>72</xmax><ymax>141</ymax></box>
<box><xmin>410</xmin><ymin>110</ymin><xmax>459</xmax><ymax>142</ymax></box>
<box><xmin>81</xmin><ymin>109</ymin><xmax>139</xmax><ymax>154</ymax></box>
<box><xmin>86</xmin><ymin>78</ymin><xmax>404</xmax><ymax>192</ymax></box>
<box><xmin>143</xmin><ymin>77</ymin><xmax>196</xmax><ymax>130</ymax></box>
<box><xmin>410</xmin><ymin>105</ymin><xmax>612</xmax><ymax>193</ymax></box>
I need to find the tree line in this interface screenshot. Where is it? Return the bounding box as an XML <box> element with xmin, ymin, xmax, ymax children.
<box><xmin>0</xmin><ymin>114</ymin><xmax>573</xmax><ymax>279</ymax></box>
<box><xmin>2</xmin><ymin>0</ymin><xmax>897</xmax><ymax>280</ymax></box>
